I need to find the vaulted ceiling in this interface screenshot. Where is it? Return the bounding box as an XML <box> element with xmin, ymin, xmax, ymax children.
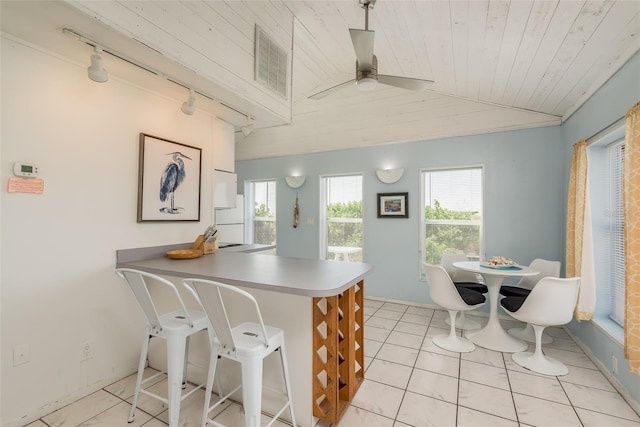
<box><xmin>239</xmin><ymin>0</ymin><xmax>640</xmax><ymax>159</ymax></box>
<box><xmin>2</xmin><ymin>1</ymin><xmax>639</xmax><ymax>160</ymax></box>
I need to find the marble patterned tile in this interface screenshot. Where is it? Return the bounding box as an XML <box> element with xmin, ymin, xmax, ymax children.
<box><xmin>375</xmin><ymin>343</ymin><xmax>419</xmax><ymax>367</ymax></box>
<box><xmin>559</xmin><ymin>364</ymin><xmax>617</xmax><ymax>392</ymax></box>
<box><xmin>504</xmin><ymin>354</ymin><xmax>554</xmax><ymax>378</ymax></box>
<box><xmin>508</xmin><ymin>370</ymin><xmax>569</xmax><ymax>404</ymax></box>
<box><xmin>24</xmin><ymin>421</ymin><xmax>48</xmax><ymax>427</ymax></box>
<box><xmin>104</xmin><ymin>368</ymin><xmax>166</xmax><ymax>400</ymax></box>
<box><xmin>364</xmin><ymin>339</ymin><xmax>383</xmax><ymax>358</ymax></box>
<box><xmin>381</xmin><ymin>302</ymin><xmax>409</xmax><ymax>313</ymax></box>
<box><xmin>456</xmin><ymin>406</ymin><xmax>519</xmax><ymax>427</ymax></box>
<box><xmin>207</xmin><ymin>401</ymin><xmax>289</xmax><ymax>427</ymax></box>
<box><xmin>350</xmin><ymin>379</ymin><xmax>404</xmax><ymax>418</ymax></box>
<box><xmin>364</xmin><ymin>306</ymin><xmax>379</xmax><ymax>317</ymax></box>
<box><xmin>365</xmin><ymin>325</ymin><xmax>392</xmax><ymax>342</ymax></box>
<box><xmin>375</xmin><ymin>309</ymin><xmax>405</xmax><ymax>321</ymax></box>
<box><xmin>512</xmin><ymin>393</ymin><xmax>582</xmax><ymax>426</ymax></box>
<box><xmin>399</xmin><ymin>312</ymin><xmax>431</xmax><ymax>325</ymax></box>
<box><xmin>459</xmin><ymin>359</ymin><xmax>509</xmax><ymax>390</ymax></box>
<box><xmin>405</xmin><ymin>306</ymin><xmax>434</xmax><ymax>317</ymax></box>
<box><xmin>406</xmin><ymin>367</ymin><xmax>458</xmax><ymax>404</ymax></box>
<box><xmin>393</xmin><ymin>321</ymin><xmax>428</xmax><ymax>337</ymax></box>
<box><xmin>385</xmin><ymin>330</ymin><xmax>425</xmax><ymax>349</ymax></box>
<box><xmin>458</xmin><ymin>380</ymin><xmax>516</xmax><ymax>421</ymax></box>
<box><xmin>42</xmin><ymin>390</ymin><xmax>122</xmax><ymax>427</ymax></box>
<box><xmin>575</xmin><ymin>407</ymin><xmax>640</xmax><ymax>427</ymax></box>
<box><xmin>542</xmin><ymin>346</ymin><xmax>598</xmax><ymax>370</ymax></box>
<box><xmin>426</xmin><ymin>325</ymin><xmax>452</xmax><ymax>338</ymax></box>
<box><xmin>414</xmin><ymin>350</ymin><xmax>460</xmax><ymax>378</ymax></box>
<box><xmin>77</xmin><ymin>401</ymin><xmax>151</xmax><ymax>426</ymax></box>
<box><xmin>545</xmin><ymin>336</ymin><xmax>584</xmax><ymax>353</ymax></box>
<box><xmin>545</xmin><ymin>326</ymin><xmax>571</xmax><ymax>340</ymax></box>
<box><xmin>364</xmin><ymin>299</ymin><xmax>384</xmax><ymax>309</ymax></box>
<box><xmin>365</xmin><ymin>359</ymin><xmax>413</xmax><ymax>389</ymax></box>
<box><xmin>562</xmin><ymin>382</ymin><xmax>640</xmax><ymax>422</ymax></box>
<box><xmin>366</xmin><ymin>316</ymin><xmax>399</xmax><ymax>330</ymax></box>
<box><xmin>395</xmin><ymin>391</ymin><xmax>457</xmax><ymax>427</ymax></box>
<box><xmin>420</xmin><ymin>336</ymin><xmax>462</xmax><ymax>359</ymax></box>
<box><xmin>334</xmin><ymin>405</ymin><xmax>395</xmax><ymax>426</ymax></box>
<box><xmin>460</xmin><ymin>345</ymin><xmax>505</xmax><ymax>369</ymax></box>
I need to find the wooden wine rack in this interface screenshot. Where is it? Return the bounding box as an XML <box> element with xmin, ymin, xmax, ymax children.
<box><xmin>312</xmin><ymin>280</ymin><xmax>365</xmax><ymax>424</ymax></box>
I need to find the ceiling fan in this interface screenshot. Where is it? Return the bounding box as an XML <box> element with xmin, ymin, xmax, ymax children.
<box><xmin>308</xmin><ymin>0</ymin><xmax>434</xmax><ymax>100</ymax></box>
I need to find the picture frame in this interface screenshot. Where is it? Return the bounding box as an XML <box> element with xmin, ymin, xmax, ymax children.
<box><xmin>137</xmin><ymin>133</ymin><xmax>202</xmax><ymax>222</ymax></box>
<box><xmin>377</xmin><ymin>192</ymin><xmax>409</xmax><ymax>218</ymax></box>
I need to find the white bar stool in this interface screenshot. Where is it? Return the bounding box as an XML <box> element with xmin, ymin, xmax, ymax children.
<box><xmin>183</xmin><ymin>278</ymin><xmax>296</xmax><ymax>427</ymax></box>
<box><xmin>116</xmin><ymin>268</ymin><xmax>210</xmax><ymax>427</ymax></box>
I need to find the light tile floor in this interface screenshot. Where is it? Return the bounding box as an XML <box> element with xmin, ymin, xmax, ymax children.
<box><xmin>25</xmin><ymin>299</ymin><xmax>640</xmax><ymax>427</ymax></box>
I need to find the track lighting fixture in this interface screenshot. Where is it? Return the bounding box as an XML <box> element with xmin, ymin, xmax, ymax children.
<box><xmin>87</xmin><ymin>46</ymin><xmax>108</xmax><ymax>83</ymax></box>
<box><xmin>240</xmin><ymin>116</ymin><xmax>254</xmax><ymax>136</ymax></box>
<box><xmin>181</xmin><ymin>89</ymin><xmax>196</xmax><ymax>115</ymax></box>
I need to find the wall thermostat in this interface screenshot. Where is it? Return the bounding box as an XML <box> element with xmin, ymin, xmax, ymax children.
<box><xmin>13</xmin><ymin>162</ymin><xmax>39</xmax><ymax>178</ymax></box>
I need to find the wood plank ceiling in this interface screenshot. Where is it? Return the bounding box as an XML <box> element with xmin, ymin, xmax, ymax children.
<box><xmin>2</xmin><ymin>1</ymin><xmax>638</xmax><ymax>159</ymax></box>
<box><xmin>237</xmin><ymin>0</ymin><xmax>640</xmax><ymax>159</ymax></box>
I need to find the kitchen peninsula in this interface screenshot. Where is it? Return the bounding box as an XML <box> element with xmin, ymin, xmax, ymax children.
<box><xmin>116</xmin><ymin>243</ymin><xmax>374</xmax><ymax>426</ymax></box>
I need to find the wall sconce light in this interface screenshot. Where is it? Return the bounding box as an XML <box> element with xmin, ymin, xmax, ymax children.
<box><xmin>181</xmin><ymin>89</ymin><xmax>196</xmax><ymax>115</ymax></box>
<box><xmin>87</xmin><ymin>46</ymin><xmax>108</xmax><ymax>83</ymax></box>
<box><xmin>285</xmin><ymin>176</ymin><xmax>305</xmax><ymax>189</ymax></box>
<box><xmin>376</xmin><ymin>168</ymin><xmax>404</xmax><ymax>184</ymax></box>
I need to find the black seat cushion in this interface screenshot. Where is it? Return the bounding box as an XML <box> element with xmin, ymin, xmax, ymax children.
<box><xmin>455</xmin><ymin>282</ymin><xmax>488</xmax><ymax>294</ymax></box>
<box><xmin>500</xmin><ymin>296</ymin><xmax>527</xmax><ymax>312</ymax></box>
<box><xmin>499</xmin><ymin>286</ymin><xmax>531</xmax><ymax>298</ymax></box>
<box><xmin>455</xmin><ymin>286</ymin><xmax>486</xmax><ymax>306</ymax></box>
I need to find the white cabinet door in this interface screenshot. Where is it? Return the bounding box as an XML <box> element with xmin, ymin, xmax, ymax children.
<box><xmin>213</xmin><ymin>118</ymin><xmax>235</xmax><ymax>172</ymax></box>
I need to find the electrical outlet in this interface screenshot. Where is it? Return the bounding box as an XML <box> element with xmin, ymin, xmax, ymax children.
<box><xmin>80</xmin><ymin>341</ymin><xmax>94</xmax><ymax>361</ymax></box>
<box><xmin>612</xmin><ymin>355</ymin><xmax>618</xmax><ymax>375</ymax></box>
<box><xmin>13</xmin><ymin>344</ymin><xmax>30</xmax><ymax>366</ymax></box>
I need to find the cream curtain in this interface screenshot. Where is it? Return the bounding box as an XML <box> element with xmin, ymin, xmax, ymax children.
<box><xmin>624</xmin><ymin>100</ymin><xmax>640</xmax><ymax>374</ymax></box>
<box><xmin>566</xmin><ymin>139</ymin><xmax>596</xmax><ymax>320</ymax></box>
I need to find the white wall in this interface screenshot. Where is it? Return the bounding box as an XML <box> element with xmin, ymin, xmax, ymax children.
<box><xmin>0</xmin><ymin>36</ymin><xmax>222</xmax><ymax>426</ymax></box>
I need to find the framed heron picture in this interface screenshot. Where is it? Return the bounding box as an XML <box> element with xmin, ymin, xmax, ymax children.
<box><xmin>137</xmin><ymin>133</ymin><xmax>202</xmax><ymax>222</ymax></box>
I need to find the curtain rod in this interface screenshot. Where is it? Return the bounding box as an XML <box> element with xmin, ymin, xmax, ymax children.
<box><xmin>587</xmin><ymin>117</ymin><xmax>625</xmax><ymax>145</ymax></box>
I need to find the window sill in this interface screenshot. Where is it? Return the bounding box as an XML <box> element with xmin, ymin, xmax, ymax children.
<box><xmin>591</xmin><ymin>316</ymin><xmax>624</xmax><ymax>348</ymax></box>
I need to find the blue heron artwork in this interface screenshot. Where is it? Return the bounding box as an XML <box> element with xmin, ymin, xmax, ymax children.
<box><xmin>159</xmin><ymin>151</ymin><xmax>191</xmax><ymax>214</ymax></box>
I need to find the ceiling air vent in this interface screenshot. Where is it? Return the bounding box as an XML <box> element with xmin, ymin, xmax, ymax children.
<box><xmin>255</xmin><ymin>25</ymin><xmax>288</xmax><ymax>99</ymax></box>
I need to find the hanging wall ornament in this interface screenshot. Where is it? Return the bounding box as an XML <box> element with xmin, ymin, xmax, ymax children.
<box><xmin>293</xmin><ymin>192</ymin><xmax>300</xmax><ymax>228</ymax></box>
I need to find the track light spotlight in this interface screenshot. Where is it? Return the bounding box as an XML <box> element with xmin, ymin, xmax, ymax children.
<box><xmin>241</xmin><ymin>123</ymin><xmax>254</xmax><ymax>137</ymax></box>
<box><xmin>181</xmin><ymin>89</ymin><xmax>196</xmax><ymax>115</ymax></box>
<box><xmin>87</xmin><ymin>46</ymin><xmax>108</xmax><ymax>83</ymax></box>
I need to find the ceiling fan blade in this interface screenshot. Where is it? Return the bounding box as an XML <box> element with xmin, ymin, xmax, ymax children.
<box><xmin>378</xmin><ymin>74</ymin><xmax>434</xmax><ymax>91</ymax></box>
<box><xmin>308</xmin><ymin>79</ymin><xmax>356</xmax><ymax>100</ymax></box>
<box><xmin>349</xmin><ymin>29</ymin><xmax>375</xmax><ymax>70</ymax></box>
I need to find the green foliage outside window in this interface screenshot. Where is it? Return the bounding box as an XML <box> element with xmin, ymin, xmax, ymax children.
<box><xmin>327</xmin><ymin>201</ymin><xmax>362</xmax><ymax>260</ymax></box>
<box><xmin>424</xmin><ymin>200</ymin><xmax>480</xmax><ymax>264</ymax></box>
<box><xmin>254</xmin><ymin>203</ymin><xmax>276</xmax><ymax>245</ymax></box>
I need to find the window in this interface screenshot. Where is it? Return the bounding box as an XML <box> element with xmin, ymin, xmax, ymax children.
<box><xmin>246</xmin><ymin>180</ymin><xmax>276</xmax><ymax>245</ymax></box>
<box><xmin>421</xmin><ymin>167</ymin><xmax>483</xmax><ymax>268</ymax></box>
<box><xmin>320</xmin><ymin>175</ymin><xmax>363</xmax><ymax>262</ymax></box>
<box><xmin>609</xmin><ymin>140</ymin><xmax>625</xmax><ymax>325</ymax></box>
<box><xmin>589</xmin><ymin>120</ymin><xmax>625</xmax><ymax>329</ymax></box>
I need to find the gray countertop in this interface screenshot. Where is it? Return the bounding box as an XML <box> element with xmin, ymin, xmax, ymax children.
<box><xmin>116</xmin><ymin>244</ymin><xmax>373</xmax><ymax>297</ymax></box>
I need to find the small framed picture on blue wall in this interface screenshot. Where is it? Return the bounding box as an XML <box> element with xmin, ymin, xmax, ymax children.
<box><xmin>377</xmin><ymin>192</ymin><xmax>408</xmax><ymax>218</ymax></box>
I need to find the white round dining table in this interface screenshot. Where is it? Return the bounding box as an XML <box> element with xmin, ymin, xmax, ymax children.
<box><xmin>453</xmin><ymin>261</ymin><xmax>539</xmax><ymax>352</ymax></box>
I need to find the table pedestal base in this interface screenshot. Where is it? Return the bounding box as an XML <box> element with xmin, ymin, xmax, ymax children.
<box><xmin>465</xmin><ymin>316</ymin><xmax>528</xmax><ymax>353</ymax></box>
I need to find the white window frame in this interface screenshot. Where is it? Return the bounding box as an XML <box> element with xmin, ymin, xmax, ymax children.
<box><xmin>319</xmin><ymin>173</ymin><xmax>364</xmax><ymax>260</ymax></box>
<box><xmin>244</xmin><ymin>179</ymin><xmax>276</xmax><ymax>245</ymax></box>
<box><xmin>588</xmin><ymin>119</ymin><xmax>626</xmax><ymax>334</ymax></box>
<box><xmin>419</xmin><ymin>165</ymin><xmax>485</xmax><ymax>279</ymax></box>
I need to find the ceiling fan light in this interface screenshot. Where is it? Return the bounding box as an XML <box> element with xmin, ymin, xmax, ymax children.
<box><xmin>357</xmin><ymin>76</ymin><xmax>377</xmax><ymax>91</ymax></box>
